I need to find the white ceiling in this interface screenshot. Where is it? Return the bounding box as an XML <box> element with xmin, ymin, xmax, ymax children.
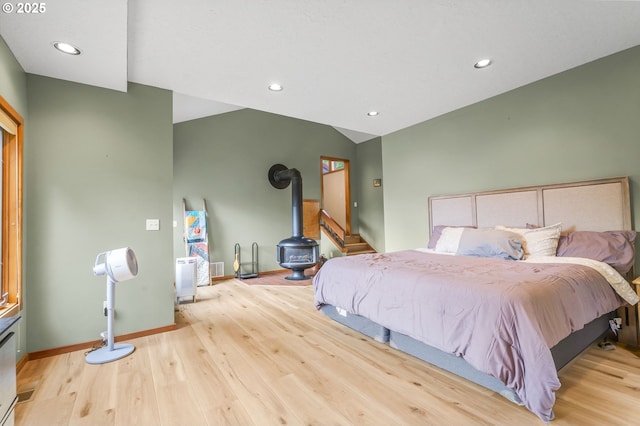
<box><xmin>2</xmin><ymin>1</ymin><xmax>640</xmax><ymax>143</ymax></box>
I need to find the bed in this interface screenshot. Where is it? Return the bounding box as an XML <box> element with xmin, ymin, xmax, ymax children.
<box><xmin>313</xmin><ymin>177</ymin><xmax>639</xmax><ymax>422</ymax></box>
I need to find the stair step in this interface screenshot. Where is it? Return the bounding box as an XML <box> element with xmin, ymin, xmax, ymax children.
<box><xmin>344</xmin><ymin>235</ymin><xmax>362</xmax><ymax>244</ymax></box>
<box><xmin>344</xmin><ymin>241</ymin><xmax>376</xmax><ymax>256</ymax></box>
<box><xmin>346</xmin><ymin>248</ymin><xmax>376</xmax><ymax>256</ymax></box>
<box><xmin>345</xmin><ymin>242</ymin><xmax>370</xmax><ymax>251</ymax></box>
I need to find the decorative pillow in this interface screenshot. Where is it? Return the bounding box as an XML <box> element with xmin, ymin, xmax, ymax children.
<box><xmin>495</xmin><ymin>223</ymin><xmax>562</xmax><ymax>257</ymax></box>
<box><xmin>428</xmin><ymin>225</ymin><xmax>475</xmax><ymax>249</ymax></box>
<box><xmin>435</xmin><ymin>227</ymin><xmax>525</xmax><ymax>260</ymax></box>
<box><xmin>556</xmin><ymin>230</ymin><xmax>636</xmax><ymax>275</ymax></box>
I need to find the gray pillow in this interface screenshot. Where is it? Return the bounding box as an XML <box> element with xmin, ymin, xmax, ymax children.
<box><xmin>456</xmin><ymin>228</ymin><xmax>525</xmax><ymax>260</ymax></box>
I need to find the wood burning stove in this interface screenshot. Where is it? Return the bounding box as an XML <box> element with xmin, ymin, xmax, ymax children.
<box><xmin>269</xmin><ymin>164</ymin><xmax>319</xmax><ymax>280</ymax></box>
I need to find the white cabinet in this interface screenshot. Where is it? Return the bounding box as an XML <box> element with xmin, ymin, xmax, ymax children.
<box><xmin>0</xmin><ymin>316</ymin><xmax>19</xmax><ymax>426</ymax></box>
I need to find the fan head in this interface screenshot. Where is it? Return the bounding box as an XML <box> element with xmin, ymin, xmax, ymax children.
<box><xmin>93</xmin><ymin>247</ymin><xmax>138</xmax><ymax>283</ymax></box>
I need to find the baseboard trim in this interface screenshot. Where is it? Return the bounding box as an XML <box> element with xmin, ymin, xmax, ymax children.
<box><xmin>16</xmin><ymin>353</ymin><xmax>28</xmax><ymax>373</ymax></box>
<box><xmin>210</xmin><ymin>269</ymin><xmax>289</xmax><ymax>283</ymax></box>
<box><xmin>211</xmin><ymin>274</ymin><xmax>236</xmax><ymax>283</ymax></box>
<box><xmin>27</xmin><ymin>323</ymin><xmax>177</xmax><ymax>361</ymax></box>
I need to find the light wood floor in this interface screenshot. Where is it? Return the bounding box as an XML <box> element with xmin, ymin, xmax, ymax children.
<box><xmin>15</xmin><ymin>279</ymin><xmax>640</xmax><ymax>425</ymax></box>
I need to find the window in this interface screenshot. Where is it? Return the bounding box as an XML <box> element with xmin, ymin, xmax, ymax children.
<box><xmin>321</xmin><ymin>159</ymin><xmax>345</xmax><ymax>174</ymax></box>
<box><xmin>0</xmin><ymin>96</ymin><xmax>23</xmax><ymax>318</ymax></box>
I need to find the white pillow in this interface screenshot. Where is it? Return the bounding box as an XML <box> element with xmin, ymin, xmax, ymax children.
<box><xmin>495</xmin><ymin>223</ymin><xmax>562</xmax><ymax>257</ymax></box>
<box><xmin>434</xmin><ymin>227</ymin><xmax>465</xmax><ymax>254</ymax></box>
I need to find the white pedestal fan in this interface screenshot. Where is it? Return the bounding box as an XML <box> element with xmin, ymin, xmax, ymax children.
<box><xmin>85</xmin><ymin>247</ymin><xmax>138</xmax><ymax>364</ymax></box>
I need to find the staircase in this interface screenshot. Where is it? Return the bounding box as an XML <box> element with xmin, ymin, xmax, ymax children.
<box><xmin>342</xmin><ymin>234</ymin><xmax>377</xmax><ymax>255</ymax></box>
<box><xmin>320</xmin><ymin>210</ymin><xmax>376</xmax><ymax>256</ymax></box>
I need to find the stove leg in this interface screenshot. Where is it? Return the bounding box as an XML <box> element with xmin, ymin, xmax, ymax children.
<box><xmin>286</xmin><ymin>269</ymin><xmax>310</xmax><ymax>280</ymax></box>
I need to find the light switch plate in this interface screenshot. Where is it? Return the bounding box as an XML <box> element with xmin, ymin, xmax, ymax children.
<box><xmin>146</xmin><ymin>219</ymin><xmax>160</xmax><ymax>231</ymax></box>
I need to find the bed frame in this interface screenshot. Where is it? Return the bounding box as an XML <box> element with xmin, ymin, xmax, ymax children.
<box><xmin>320</xmin><ymin>176</ymin><xmax>637</xmax><ymax>409</ymax></box>
<box><xmin>319</xmin><ymin>305</ymin><xmax>389</xmax><ymax>343</ymax></box>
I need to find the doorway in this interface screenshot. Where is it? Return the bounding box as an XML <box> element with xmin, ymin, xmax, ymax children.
<box><xmin>320</xmin><ymin>156</ymin><xmax>350</xmax><ymax>235</ymax></box>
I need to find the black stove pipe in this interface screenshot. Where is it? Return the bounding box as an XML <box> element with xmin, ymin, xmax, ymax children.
<box><xmin>269</xmin><ymin>164</ymin><xmax>306</xmax><ymax>237</ymax></box>
<box><xmin>274</xmin><ymin>167</ymin><xmax>303</xmax><ymax>238</ymax></box>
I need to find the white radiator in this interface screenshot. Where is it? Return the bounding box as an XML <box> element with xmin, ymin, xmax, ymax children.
<box><xmin>175</xmin><ymin>257</ymin><xmax>197</xmax><ymax>303</ymax></box>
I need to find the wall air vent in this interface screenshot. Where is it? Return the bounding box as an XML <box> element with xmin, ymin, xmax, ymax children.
<box><xmin>210</xmin><ymin>262</ymin><xmax>224</xmax><ymax>278</ymax></box>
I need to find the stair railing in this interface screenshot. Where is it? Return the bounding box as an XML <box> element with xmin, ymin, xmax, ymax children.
<box><xmin>320</xmin><ymin>209</ymin><xmax>346</xmax><ymax>247</ymax></box>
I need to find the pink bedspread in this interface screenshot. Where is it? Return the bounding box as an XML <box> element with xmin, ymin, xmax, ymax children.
<box><xmin>313</xmin><ymin>250</ymin><xmax>625</xmax><ymax>422</ymax></box>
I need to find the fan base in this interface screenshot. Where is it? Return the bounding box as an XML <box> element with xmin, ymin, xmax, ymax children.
<box><xmin>85</xmin><ymin>343</ymin><xmax>135</xmax><ymax>364</ymax></box>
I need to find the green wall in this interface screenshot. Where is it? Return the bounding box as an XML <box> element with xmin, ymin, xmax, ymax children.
<box><xmin>0</xmin><ymin>35</ymin><xmax>28</xmax><ymax>358</ymax></box>
<box><xmin>382</xmin><ymin>46</ymin><xmax>640</xmax><ymax>260</ymax></box>
<box><xmin>0</xmin><ymin>37</ymin><xmax>26</xmax><ymax>115</ymax></box>
<box><xmin>25</xmin><ymin>76</ymin><xmax>175</xmax><ymax>351</ymax></box>
<box><xmin>355</xmin><ymin>137</ymin><xmax>385</xmax><ymax>252</ymax></box>
<box><xmin>173</xmin><ymin>109</ymin><xmax>358</xmax><ymax>275</ymax></box>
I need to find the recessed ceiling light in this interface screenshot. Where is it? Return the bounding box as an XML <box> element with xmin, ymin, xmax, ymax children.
<box><xmin>474</xmin><ymin>58</ymin><xmax>492</xmax><ymax>69</ymax></box>
<box><xmin>367</xmin><ymin>111</ymin><xmax>379</xmax><ymax>117</ymax></box>
<box><xmin>268</xmin><ymin>83</ymin><xmax>283</xmax><ymax>92</ymax></box>
<box><xmin>53</xmin><ymin>42</ymin><xmax>81</xmax><ymax>55</ymax></box>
